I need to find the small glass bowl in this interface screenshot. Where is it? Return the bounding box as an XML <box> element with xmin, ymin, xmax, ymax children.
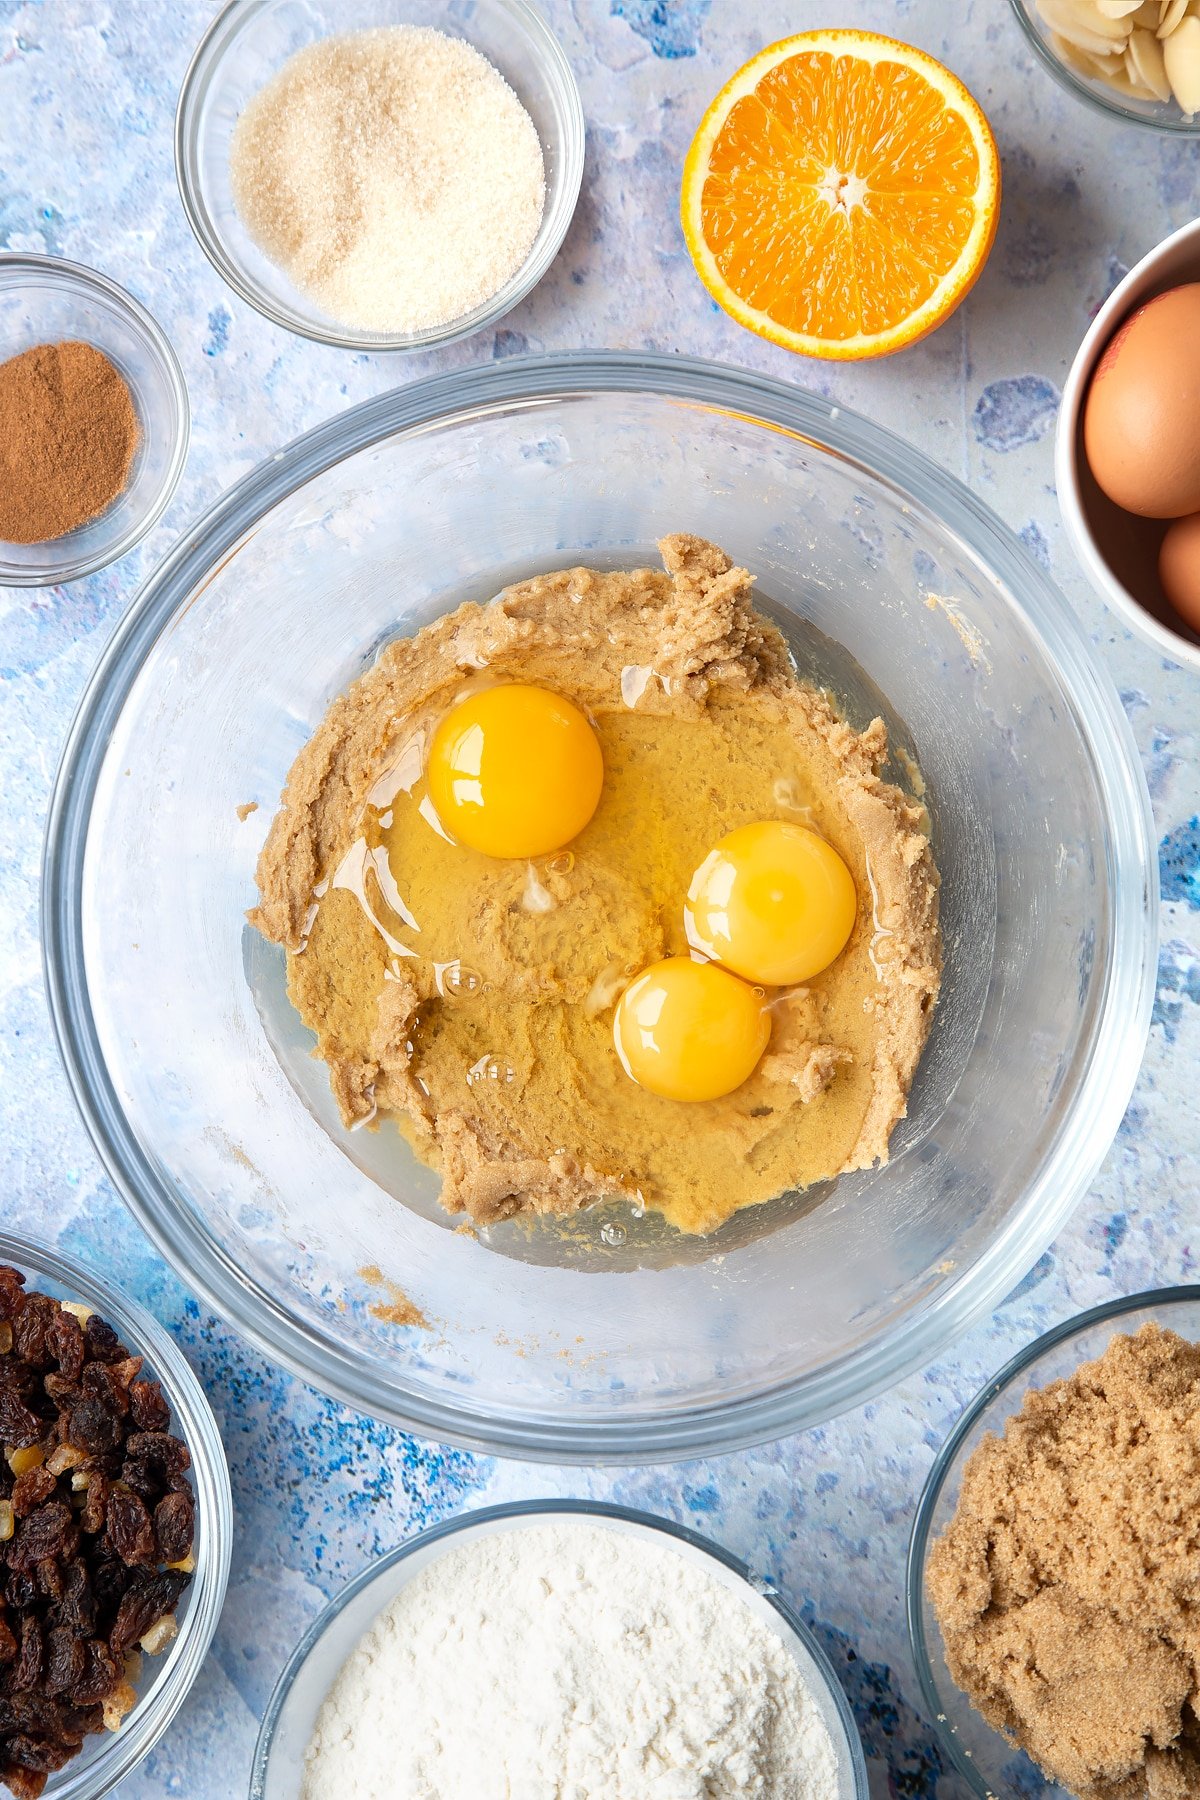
<box><xmin>250</xmin><ymin>1500</ymin><xmax>869</xmax><ymax>1799</ymax></box>
<box><xmin>0</xmin><ymin>255</ymin><xmax>189</xmax><ymax>587</ymax></box>
<box><xmin>0</xmin><ymin>1231</ymin><xmax>232</xmax><ymax>1799</ymax></box>
<box><xmin>175</xmin><ymin>0</ymin><xmax>585</xmax><ymax>352</ymax></box>
<box><xmin>1009</xmin><ymin>0</ymin><xmax>1200</xmax><ymax>133</ymax></box>
<box><xmin>907</xmin><ymin>1287</ymin><xmax>1200</xmax><ymax>1799</ymax></box>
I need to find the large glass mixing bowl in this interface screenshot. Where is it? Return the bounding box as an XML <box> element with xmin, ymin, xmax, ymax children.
<box><xmin>43</xmin><ymin>354</ymin><xmax>1156</xmax><ymax>1462</ymax></box>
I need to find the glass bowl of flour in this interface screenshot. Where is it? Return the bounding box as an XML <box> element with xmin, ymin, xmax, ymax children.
<box><xmin>175</xmin><ymin>0</ymin><xmax>584</xmax><ymax>351</ymax></box>
<box><xmin>249</xmin><ymin>1501</ymin><xmax>869</xmax><ymax>1800</ymax></box>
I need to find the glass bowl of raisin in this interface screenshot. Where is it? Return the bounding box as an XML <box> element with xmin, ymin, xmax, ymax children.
<box><xmin>0</xmin><ymin>1234</ymin><xmax>231</xmax><ymax>1799</ymax></box>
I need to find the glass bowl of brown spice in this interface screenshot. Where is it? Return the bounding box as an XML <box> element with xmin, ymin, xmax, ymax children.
<box><xmin>0</xmin><ymin>255</ymin><xmax>189</xmax><ymax>588</ymax></box>
<box><xmin>908</xmin><ymin>1287</ymin><xmax>1200</xmax><ymax>1800</ymax></box>
<box><xmin>0</xmin><ymin>1231</ymin><xmax>231</xmax><ymax>1798</ymax></box>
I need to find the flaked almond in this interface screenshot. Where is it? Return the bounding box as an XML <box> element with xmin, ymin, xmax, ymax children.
<box><xmin>1128</xmin><ymin>23</ymin><xmax>1174</xmax><ymax>90</ymax></box>
<box><xmin>1052</xmin><ymin>29</ymin><xmax>1128</xmax><ymax>74</ymax></box>
<box><xmin>1042</xmin><ymin>0</ymin><xmax>1131</xmax><ymax>52</ymax></box>
<box><xmin>1041</xmin><ymin>0</ymin><xmax>1200</xmax><ymax>103</ymax></box>
<box><xmin>1164</xmin><ymin>11</ymin><xmax>1200</xmax><ymax>102</ymax></box>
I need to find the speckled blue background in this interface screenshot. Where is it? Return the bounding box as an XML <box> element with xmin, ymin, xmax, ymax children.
<box><xmin>1</xmin><ymin>0</ymin><xmax>1198</xmax><ymax>1793</ymax></box>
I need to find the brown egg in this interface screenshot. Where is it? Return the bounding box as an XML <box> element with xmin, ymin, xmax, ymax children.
<box><xmin>1158</xmin><ymin>511</ymin><xmax>1200</xmax><ymax>635</ymax></box>
<box><xmin>1083</xmin><ymin>283</ymin><xmax>1200</xmax><ymax>519</ymax></box>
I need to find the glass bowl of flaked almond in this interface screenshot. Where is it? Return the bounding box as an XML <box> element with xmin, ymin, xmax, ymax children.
<box><xmin>0</xmin><ymin>1235</ymin><xmax>231</xmax><ymax>1799</ymax></box>
<box><xmin>1012</xmin><ymin>0</ymin><xmax>1200</xmax><ymax>129</ymax></box>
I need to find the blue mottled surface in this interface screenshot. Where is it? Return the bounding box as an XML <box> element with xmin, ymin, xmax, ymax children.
<box><xmin>1</xmin><ymin>0</ymin><xmax>1199</xmax><ymax>1794</ymax></box>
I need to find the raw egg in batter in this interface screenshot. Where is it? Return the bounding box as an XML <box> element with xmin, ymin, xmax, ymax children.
<box><xmin>427</xmin><ymin>683</ymin><xmax>604</xmax><ymax>859</ymax></box>
<box><xmin>613</xmin><ymin>956</ymin><xmax>770</xmax><ymax>1102</ymax></box>
<box><xmin>684</xmin><ymin>821</ymin><xmax>856</xmax><ymax>986</ymax></box>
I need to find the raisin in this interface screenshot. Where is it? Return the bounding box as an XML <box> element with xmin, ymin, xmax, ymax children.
<box><xmin>79</xmin><ymin>1472</ymin><xmax>109</xmax><ymax>1537</ymax></box>
<box><xmin>45</xmin><ymin>1312</ymin><xmax>84</xmax><ymax>1386</ymax></box>
<box><xmin>110</xmin><ymin>1356</ymin><xmax>142</xmax><ymax>1394</ymax></box>
<box><xmin>3</xmin><ymin>1571</ymin><xmax>36</xmax><ymax>1614</ymax></box>
<box><xmin>0</xmin><ymin>1758</ymin><xmax>47</xmax><ymax>1799</ymax></box>
<box><xmin>9</xmin><ymin>1504</ymin><xmax>77</xmax><ymax>1572</ymax></box>
<box><xmin>107</xmin><ymin>1490</ymin><xmax>155</xmax><ymax>1567</ymax></box>
<box><xmin>41</xmin><ymin>1375</ymin><xmax>78</xmax><ymax>1408</ymax></box>
<box><xmin>49</xmin><ymin>1564</ymin><xmax>95</xmax><ymax>1641</ymax></box>
<box><xmin>0</xmin><ymin>1265</ymin><xmax>27</xmax><ymax>1321</ymax></box>
<box><xmin>128</xmin><ymin>1379</ymin><xmax>170</xmax><ymax>1434</ymax></box>
<box><xmin>0</xmin><ymin>1698</ymin><xmax>49</xmax><ymax>1733</ymax></box>
<box><xmin>41</xmin><ymin>1630</ymin><xmax>85</xmax><ymax>1699</ymax></box>
<box><xmin>0</xmin><ymin>1359</ymin><xmax>39</xmax><ymax>1403</ymax></box>
<box><xmin>87</xmin><ymin>1553</ymin><xmax>127</xmax><ymax>1635</ymax></box>
<box><xmin>10</xmin><ymin>1470</ymin><xmax>55</xmax><ymax>1517</ymax></box>
<box><xmin>0</xmin><ymin>1616</ymin><xmax>16</xmax><ymax>1663</ymax></box>
<box><xmin>33</xmin><ymin>1561</ymin><xmax>63</xmax><ymax>1603</ymax></box>
<box><xmin>153</xmin><ymin>1491</ymin><xmax>194</xmax><ymax>1566</ymax></box>
<box><xmin>81</xmin><ymin>1360</ymin><xmax>136</xmax><ymax>1417</ymax></box>
<box><xmin>81</xmin><ymin>1315</ymin><xmax>121</xmax><ymax>1364</ymax></box>
<box><xmin>108</xmin><ymin>1570</ymin><xmax>188</xmax><ymax>1658</ymax></box>
<box><xmin>66</xmin><ymin>1639</ymin><xmax>119</xmax><ymax>1707</ymax></box>
<box><xmin>121</xmin><ymin>1432</ymin><xmax>190</xmax><ymax>1501</ymax></box>
<box><xmin>11</xmin><ymin>1619</ymin><xmax>43</xmax><ymax>1692</ymax></box>
<box><xmin>0</xmin><ymin>1392</ymin><xmax>43</xmax><ymax>1452</ymax></box>
<box><xmin>11</xmin><ymin>1298</ymin><xmax>56</xmax><ymax>1370</ymax></box>
<box><xmin>65</xmin><ymin>1395</ymin><xmax>123</xmax><ymax>1458</ymax></box>
<box><xmin>2</xmin><ymin>1734</ymin><xmax>74</xmax><ymax>1774</ymax></box>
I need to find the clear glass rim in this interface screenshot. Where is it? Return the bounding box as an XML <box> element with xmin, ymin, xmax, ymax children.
<box><xmin>173</xmin><ymin>0</ymin><xmax>585</xmax><ymax>352</ymax></box>
<box><xmin>1007</xmin><ymin>0</ymin><xmax>1200</xmax><ymax>134</ymax></box>
<box><xmin>248</xmin><ymin>1497</ymin><xmax>870</xmax><ymax>1800</ymax></box>
<box><xmin>0</xmin><ymin>252</ymin><xmax>190</xmax><ymax>587</ymax></box>
<box><xmin>905</xmin><ymin>1283</ymin><xmax>1200</xmax><ymax>1797</ymax></box>
<box><xmin>40</xmin><ymin>350</ymin><xmax>1158</xmax><ymax>1464</ymax></box>
<box><xmin>0</xmin><ymin>1229</ymin><xmax>233</xmax><ymax>1798</ymax></box>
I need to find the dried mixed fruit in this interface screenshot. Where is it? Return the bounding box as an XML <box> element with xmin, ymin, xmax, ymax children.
<box><xmin>1036</xmin><ymin>0</ymin><xmax>1200</xmax><ymax>112</ymax></box>
<box><xmin>0</xmin><ymin>1266</ymin><xmax>195</xmax><ymax>1798</ymax></box>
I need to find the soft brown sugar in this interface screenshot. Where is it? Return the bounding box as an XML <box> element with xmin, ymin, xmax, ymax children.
<box><xmin>928</xmin><ymin>1324</ymin><xmax>1200</xmax><ymax>1800</ymax></box>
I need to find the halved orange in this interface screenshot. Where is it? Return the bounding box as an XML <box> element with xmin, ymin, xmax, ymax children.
<box><xmin>681</xmin><ymin>30</ymin><xmax>1001</xmax><ymax>360</ymax></box>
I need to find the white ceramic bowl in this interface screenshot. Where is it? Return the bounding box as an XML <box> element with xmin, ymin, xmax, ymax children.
<box><xmin>1056</xmin><ymin>214</ymin><xmax>1200</xmax><ymax>674</ymax></box>
<box><xmin>250</xmin><ymin>1502</ymin><xmax>869</xmax><ymax>1800</ymax></box>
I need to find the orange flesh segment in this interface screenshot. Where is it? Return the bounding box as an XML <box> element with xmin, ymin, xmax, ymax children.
<box><xmin>700</xmin><ymin>51</ymin><xmax>984</xmax><ymax>342</ymax></box>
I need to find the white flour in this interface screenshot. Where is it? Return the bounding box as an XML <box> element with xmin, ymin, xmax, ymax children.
<box><xmin>302</xmin><ymin>1520</ymin><xmax>842</xmax><ymax>1800</ymax></box>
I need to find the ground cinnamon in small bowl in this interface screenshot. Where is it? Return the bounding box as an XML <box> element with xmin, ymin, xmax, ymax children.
<box><xmin>928</xmin><ymin>1323</ymin><xmax>1200</xmax><ymax>1800</ymax></box>
<box><xmin>0</xmin><ymin>339</ymin><xmax>140</xmax><ymax>544</ymax></box>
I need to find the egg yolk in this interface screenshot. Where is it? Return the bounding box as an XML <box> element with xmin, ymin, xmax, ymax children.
<box><xmin>613</xmin><ymin>956</ymin><xmax>770</xmax><ymax>1102</ymax></box>
<box><xmin>427</xmin><ymin>684</ymin><xmax>604</xmax><ymax>860</ymax></box>
<box><xmin>684</xmin><ymin>821</ymin><xmax>856</xmax><ymax>987</ymax></box>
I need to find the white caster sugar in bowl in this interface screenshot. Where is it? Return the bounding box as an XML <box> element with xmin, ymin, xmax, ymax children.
<box><xmin>300</xmin><ymin>1517</ymin><xmax>844</xmax><ymax>1800</ymax></box>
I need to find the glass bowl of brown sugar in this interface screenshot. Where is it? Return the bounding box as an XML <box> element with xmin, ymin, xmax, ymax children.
<box><xmin>908</xmin><ymin>1287</ymin><xmax>1200</xmax><ymax>1800</ymax></box>
<box><xmin>0</xmin><ymin>255</ymin><xmax>189</xmax><ymax>587</ymax></box>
